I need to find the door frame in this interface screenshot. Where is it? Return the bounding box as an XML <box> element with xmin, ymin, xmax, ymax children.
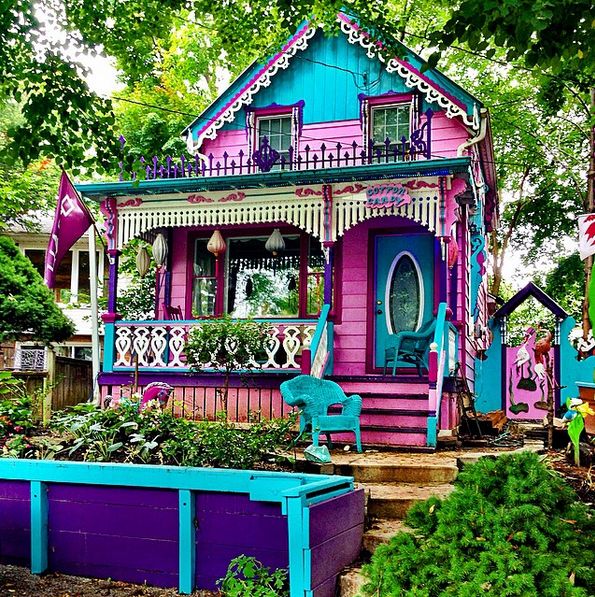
<box><xmin>365</xmin><ymin>226</ymin><xmax>439</xmax><ymax>374</ymax></box>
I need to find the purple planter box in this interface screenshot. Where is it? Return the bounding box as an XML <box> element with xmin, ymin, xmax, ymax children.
<box><xmin>0</xmin><ymin>481</ymin><xmax>30</xmax><ymax>565</ymax></box>
<box><xmin>0</xmin><ymin>460</ymin><xmax>364</xmax><ymax>596</ymax></box>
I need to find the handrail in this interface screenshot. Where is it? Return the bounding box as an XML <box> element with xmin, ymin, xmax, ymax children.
<box><xmin>308</xmin><ymin>304</ymin><xmax>333</xmax><ymax>378</ymax></box>
<box><xmin>427</xmin><ymin>303</ymin><xmax>458</xmax><ymax>447</ymax></box>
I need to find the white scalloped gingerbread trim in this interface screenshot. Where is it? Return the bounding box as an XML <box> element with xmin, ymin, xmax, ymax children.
<box><xmin>196</xmin><ymin>26</ymin><xmax>317</xmax><ymax>146</ymax></box>
<box><xmin>339</xmin><ymin>19</ymin><xmax>479</xmax><ymax>129</ymax></box>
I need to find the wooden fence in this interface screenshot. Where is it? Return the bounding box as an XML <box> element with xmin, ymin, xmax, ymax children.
<box><xmin>1</xmin><ymin>349</ymin><xmax>92</xmax><ymax>421</ymax></box>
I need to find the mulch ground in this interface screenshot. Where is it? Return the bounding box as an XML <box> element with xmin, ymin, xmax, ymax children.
<box><xmin>0</xmin><ymin>565</ymin><xmax>218</xmax><ymax>597</ymax></box>
<box><xmin>546</xmin><ymin>450</ymin><xmax>595</xmax><ymax>506</ymax></box>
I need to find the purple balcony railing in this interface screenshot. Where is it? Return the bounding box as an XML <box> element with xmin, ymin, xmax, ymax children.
<box><xmin>119</xmin><ymin>109</ymin><xmax>433</xmax><ymax>181</ymax></box>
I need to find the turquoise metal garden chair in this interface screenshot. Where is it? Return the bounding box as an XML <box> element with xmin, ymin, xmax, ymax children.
<box><xmin>384</xmin><ymin>319</ymin><xmax>436</xmax><ymax>377</ymax></box>
<box><xmin>280</xmin><ymin>375</ymin><xmax>363</xmax><ymax>452</ymax></box>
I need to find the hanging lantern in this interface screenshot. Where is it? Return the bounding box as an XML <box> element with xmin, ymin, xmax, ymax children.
<box><xmin>152</xmin><ymin>233</ymin><xmax>168</xmax><ymax>268</ymax></box>
<box><xmin>265</xmin><ymin>228</ymin><xmax>285</xmax><ymax>256</ymax></box>
<box><xmin>135</xmin><ymin>246</ymin><xmax>150</xmax><ymax>278</ymax></box>
<box><xmin>207</xmin><ymin>229</ymin><xmax>226</xmax><ymax>257</ymax></box>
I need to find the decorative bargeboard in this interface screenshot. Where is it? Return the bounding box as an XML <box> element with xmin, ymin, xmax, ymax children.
<box><xmin>114</xmin><ymin>182</ymin><xmax>442</xmax><ymax>248</ymax></box>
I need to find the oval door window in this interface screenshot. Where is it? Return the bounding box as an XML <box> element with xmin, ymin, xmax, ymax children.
<box><xmin>386</xmin><ymin>252</ymin><xmax>424</xmax><ymax>334</ymax></box>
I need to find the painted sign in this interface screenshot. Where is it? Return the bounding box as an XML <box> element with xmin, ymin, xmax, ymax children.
<box><xmin>365</xmin><ymin>184</ymin><xmax>411</xmax><ymax>209</ymax></box>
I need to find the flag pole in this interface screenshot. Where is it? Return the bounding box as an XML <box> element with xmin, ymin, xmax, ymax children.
<box><xmin>88</xmin><ymin>225</ymin><xmax>101</xmax><ymax>405</ymax></box>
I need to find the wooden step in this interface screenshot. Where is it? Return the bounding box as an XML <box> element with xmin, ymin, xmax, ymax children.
<box><xmin>335</xmin><ymin>461</ymin><xmax>458</xmax><ymax>484</ymax></box>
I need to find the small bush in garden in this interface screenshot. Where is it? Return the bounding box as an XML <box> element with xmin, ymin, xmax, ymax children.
<box><xmin>217</xmin><ymin>555</ymin><xmax>289</xmax><ymax>597</ymax></box>
<box><xmin>185</xmin><ymin>316</ymin><xmax>271</xmax><ymax>415</ymax></box>
<box><xmin>362</xmin><ymin>452</ymin><xmax>595</xmax><ymax>597</ymax></box>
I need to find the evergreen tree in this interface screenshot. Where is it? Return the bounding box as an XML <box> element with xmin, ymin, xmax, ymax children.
<box><xmin>0</xmin><ymin>236</ymin><xmax>74</xmax><ymax>344</ymax></box>
<box><xmin>363</xmin><ymin>453</ymin><xmax>595</xmax><ymax>596</ymax></box>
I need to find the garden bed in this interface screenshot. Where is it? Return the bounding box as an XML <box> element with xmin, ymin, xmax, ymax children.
<box><xmin>0</xmin><ymin>564</ymin><xmax>217</xmax><ymax>597</ymax></box>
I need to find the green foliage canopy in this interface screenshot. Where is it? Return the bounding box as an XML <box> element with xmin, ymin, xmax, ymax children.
<box><xmin>0</xmin><ymin>235</ymin><xmax>74</xmax><ymax>343</ymax></box>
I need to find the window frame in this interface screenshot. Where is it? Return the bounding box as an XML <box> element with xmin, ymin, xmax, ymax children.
<box><xmin>246</xmin><ymin>102</ymin><xmax>304</xmax><ymax>171</ymax></box>
<box><xmin>187</xmin><ymin>228</ymin><xmax>325</xmax><ymax>320</ymax></box>
<box><xmin>360</xmin><ymin>93</ymin><xmax>419</xmax><ymax>162</ymax></box>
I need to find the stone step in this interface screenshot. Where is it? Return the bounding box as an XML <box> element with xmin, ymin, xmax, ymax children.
<box><xmin>366</xmin><ymin>482</ymin><xmax>454</xmax><ymax>520</ymax></box>
<box><xmin>338</xmin><ymin>566</ymin><xmax>366</xmax><ymax>597</ymax></box>
<box><xmin>363</xmin><ymin>518</ymin><xmax>413</xmax><ymax>554</ymax></box>
<box><xmin>336</xmin><ymin>460</ymin><xmax>458</xmax><ymax>484</ymax></box>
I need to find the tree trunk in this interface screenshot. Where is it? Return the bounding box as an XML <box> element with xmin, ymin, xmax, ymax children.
<box><xmin>582</xmin><ymin>87</ymin><xmax>595</xmax><ymax>337</ymax></box>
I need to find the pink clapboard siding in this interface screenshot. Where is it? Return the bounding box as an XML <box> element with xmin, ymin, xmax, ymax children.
<box><xmin>429</xmin><ymin>111</ymin><xmax>468</xmax><ymax>159</ymax></box>
<box><xmin>299</xmin><ymin>120</ymin><xmax>361</xmax><ymax>152</ymax></box>
<box><xmin>199</xmin><ymin>111</ymin><xmax>470</xmax><ymax>162</ymax></box>
<box><xmin>201</xmin><ymin>128</ymin><xmax>247</xmax><ymax>161</ymax></box>
<box><xmin>169</xmin><ymin>230</ymin><xmax>189</xmax><ymax>318</ymax></box>
<box><xmin>333</xmin><ymin>222</ymin><xmax>370</xmax><ymax>376</ymax></box>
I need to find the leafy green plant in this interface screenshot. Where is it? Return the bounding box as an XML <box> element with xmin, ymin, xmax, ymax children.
<box><xmin>361</xmin><ymin>452</ymin><xmax>595</xmax><ymax>597</ymax></box>
<box><xmin>185</xmin><ymin>316</ymin><xmax>271</xmax><ymax>415</ymax></box>
<box><xmin>0</xmin><ymin>371</ymin><xmax>42</xmax><ymax>457</ymax></box>
<box><xmin>217</xmin><ymin>555</ymin><xmax>289</xmax><ymax>597</ymax></box>
<box><xmin>0</xmin><ymin>372</ymin><xmax>37</xmax><ymax>435</ymax></box>
<box><xmin>46</xmin><ymin>401</ymin><xmax>295</xmax><ymax>469</ymax></box>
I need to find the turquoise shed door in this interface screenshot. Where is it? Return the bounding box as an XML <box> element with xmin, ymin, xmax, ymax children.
<box><xmin>374</xmin><ymin>234</ymin><xmax>435</xmax><ymax>368</ymax></box>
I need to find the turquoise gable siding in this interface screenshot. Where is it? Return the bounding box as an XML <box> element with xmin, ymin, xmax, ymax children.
<box><xmin>191</xmin><ymin>23</ymin><xmax>481</xmax><ymax>140</ymax></box>
<box><xmin>221</xmin><ymin>30</ymin><xmax>412</xmax><ymax>130</ymax></box>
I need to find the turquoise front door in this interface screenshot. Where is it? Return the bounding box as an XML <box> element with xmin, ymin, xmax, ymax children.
<box><xmin>374</xmin><ymin>233</ymin><xmax>435</xmax><ymax>368</ymax></box>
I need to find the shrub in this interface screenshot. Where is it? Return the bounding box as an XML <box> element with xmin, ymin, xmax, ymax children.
<box><xmin>47</xmin><ymin>402</ymin><xmax>295</xmax><ymax>469</ymax></box>
<box><xmin>217</xmin><ymin>555</ymin><xmax>289</xmax><ymax>596</ymax></box>
<box><xmin>362</xmin><ymin>452</ymin><xmax>595</xmax><ymax>597</ymax></box>
<box><xmin>0</xmin><ymin>235</ymin><xmax>74</xmax><ymax>343</ymax></box>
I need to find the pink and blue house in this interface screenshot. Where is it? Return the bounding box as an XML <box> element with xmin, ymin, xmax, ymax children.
<box><xmin>77</xmin><ymin>14</ymin><xmax>498</xmax><ymax>449</ymax></box>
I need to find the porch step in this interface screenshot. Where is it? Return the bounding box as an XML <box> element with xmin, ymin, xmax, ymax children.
<box><xmin>366</xmin><ymin>482</ymin><xmax>454</xmax><ymax>520</ymax></box>
<box><xmin>336</xmin><ymin>381</ymin><xmax>429</xmax><ymax>395</ymax></box>
<box><xmin>334</xmin><ymin>461</ymin><xmax>458</xmax><ymax>484</ymax></box>
<box><xmin>360</xmin><ymin>426</ymin><xmax>429</xmax><ymax>448</ymax></box>
<box><xmin>329</xmin><ymin>405</ymin><xmax>431</xmax><ymax>429</ymax></box>
<box><xmin>363</xmin><ymin>518</ymin><xmax>413</xmax><ymax>555</ymax></box>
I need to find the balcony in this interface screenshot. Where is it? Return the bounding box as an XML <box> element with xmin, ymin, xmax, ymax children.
<box><xmin>119</xmin><ymin>109</ymin><xmax>433</xmax><ymax>182</ymax></box>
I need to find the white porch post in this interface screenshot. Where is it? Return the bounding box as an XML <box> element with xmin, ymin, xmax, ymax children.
<box><xmin>88</xmin><ymin>226</ymin><xmax>101</xmax><ymax>404</ymax></box>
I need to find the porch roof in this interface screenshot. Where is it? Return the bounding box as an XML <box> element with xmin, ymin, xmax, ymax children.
<box><xmin>77</xmin><ymin>157</ymin><xmax>471</xmax><ymax>200</ymax></box>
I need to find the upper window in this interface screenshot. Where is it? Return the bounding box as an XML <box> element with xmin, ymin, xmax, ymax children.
<box><xmin>371</xmin><ymin>104</ymin><xmax>411</xmax><ymax>153</ymax></box>
<box><xmin>256</xmin><ymin>116</ymin><xmax>292</xmax><ymax>169</ymax></box>
<box><xmin>360</xmin><ymin>93</ymin><xmax>417</xmax><ymax>162</ymax></box>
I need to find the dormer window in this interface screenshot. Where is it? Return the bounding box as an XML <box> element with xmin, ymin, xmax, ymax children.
<box><xmin>246</xmin><ymin>102</ymin><xmax>304</xmax><ymax>172</ymax></box>
<box><xmin>361</xmin><ymin>93</ymin><xmax>418</xmax><ymax>162</ymax></box>
<box><xmin>257</xmin><ymin>115</ymin><xmax>292</xmax><ymax>168</ymax></box>
<box><xmin>371</xmin><ymin>104</ymin><xmax>411</xmax><ymax>151</ymax></box>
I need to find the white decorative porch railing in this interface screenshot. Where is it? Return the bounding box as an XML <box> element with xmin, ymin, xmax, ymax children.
<box><xmin>112</xmin><ymin>320</ymin><xmax>316</xmax><ymax>371</ymax></box>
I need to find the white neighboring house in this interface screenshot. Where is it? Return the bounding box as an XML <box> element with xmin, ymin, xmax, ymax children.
<box><xmin>4</xmin><ymin>214</ymin><xmax>105</xmax><ymax>370</ymax></box>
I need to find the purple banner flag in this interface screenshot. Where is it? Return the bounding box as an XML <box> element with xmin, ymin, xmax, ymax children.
<box><xmin>44</xmin><ymin>171</ymin><xmax>94</xmax><ymax>288</ymax></box>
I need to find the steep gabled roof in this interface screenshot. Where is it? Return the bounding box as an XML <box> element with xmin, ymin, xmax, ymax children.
<box><xmin>493</xmin><ymin>282</ymin><xmax>569</xmax><ymax>320</ymax></box>
<box><xmin>183</xmin><ymin>14</ymin><xmax>483</xmax><ymax>149</ymax></box>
